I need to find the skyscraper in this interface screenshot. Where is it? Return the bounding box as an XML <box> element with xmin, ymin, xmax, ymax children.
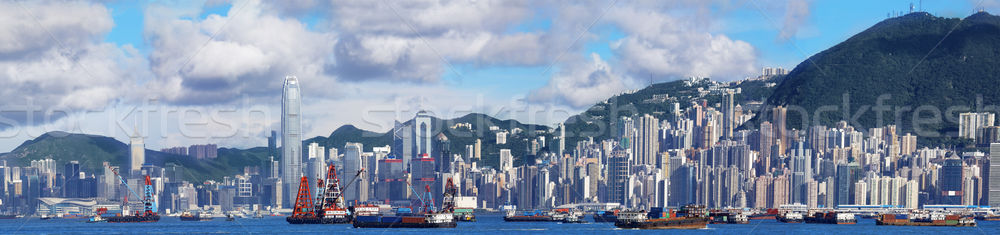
<box><xmin>607</xmin><ymin>146</ymin><xmax>630</xmax><ymax>205</ymax></box>
<box><xmin>989</xmin><ymin>143</ymin><xmax>1000</xmax><ymax>207</ymax></box>
<box><xmin>343</xmin><ymin>142</ymin><xmax>368</xmax><ymax>204</ymax></box>
<box><xmin>772</xmin><ymin>106</ymin><xmax>788</xmax><ymax>155</ymax></box>
<box><xmin>412</xmin><ymin>111</ymin><xmax>433</xmax><ymax>167</ymax></box>
<box><xmin>281</xmin><ymin>75</ymin><xmax>302</xmax><ymax>208</ymax></box>
<box><xmin>129</xmin><ymin>130</ymin><xmax>145</xmax><ymax>176</ymax></box>
<box><xmin>636</xmin><ymin>114</ymin><xmax>660</xmax><ymax>165</ymax></box>
<box><xmin>723</xmin><ymin>89</ymin><xmax>735</xmax><ymax>139</ymax></box>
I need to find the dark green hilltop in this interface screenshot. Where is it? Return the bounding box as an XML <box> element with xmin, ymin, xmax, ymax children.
<box><xmin>752</xmin><ymin>12</ymin><xmax>1000</xmax><ymax>147</ymax></box>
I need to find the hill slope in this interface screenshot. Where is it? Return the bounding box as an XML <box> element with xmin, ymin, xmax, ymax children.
<box><xmin>759</xmin><ymin>12</ymin><xmax>1000</xmax><ymax>144</ymax></box>
<box><xmin>0</xmin><ymin>131</ymin><xmax>269</xmax><ymax>182</ymax></box>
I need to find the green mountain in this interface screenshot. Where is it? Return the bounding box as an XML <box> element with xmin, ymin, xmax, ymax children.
<box><xmin>758</xmin><ymin>12</ymin><xmax>1000</xmax><ymax>146</ymax></box>
<box><xmin>0</xmin><ymin>131</ymin><xmax>269</xmax><ymax>182</ymax></box>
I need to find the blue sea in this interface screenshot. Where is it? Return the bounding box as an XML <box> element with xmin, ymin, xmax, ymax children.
<box><xmin>2</xmin><ymin>214</ymin><xmax>997</xmax><ymax>234</ymax></box>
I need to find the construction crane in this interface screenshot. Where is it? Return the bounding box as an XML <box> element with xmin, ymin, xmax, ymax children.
<box><xmin>314</xmin><ymin>166</ymin><xmax>364</xmax><ymax>211</ymax></box>
<box><xmin>108</xmin><ymin>166</ymin><xmax>150</xmax><ymax>216</ymax></box>
<box><xmin>440</xmin><ymin>178</ymin><xmax>457</xmax><ymax>213</ymax></box>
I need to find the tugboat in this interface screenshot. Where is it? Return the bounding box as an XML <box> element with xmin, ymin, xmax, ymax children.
<box><xmin>593</xmin><ymin>209</ymin><xmax>620</xmax><ymax>222</ymax></box>
<box><xmin>105</xmin><ymin>170</ymin><xmax>160</xmax><ymax>223</ymax></box>
<box><xmin>453</xmin><ymin>208</ymin><xmax>476</xmax><ymax>222</ymax></box>
<box><xmin>804</xmin><ymin>212</ymin><xmax>856</xmax><ymax>224</ymax></box>
<box><xmin>614</xmin><ymin>205</ymin><xmax>710</xmax><ymax>229</ymax></box>
<box><xmin>877</xmin><ymin>212</ymin><xmax>976</xmax><ymax>227</ymax></box>
<box><xmin>351</xmin><ymin>179</ymin><xmax>458</xmax><ymax>228</ymax></box>
<box><xmin>776</xmin><ymin>211</ymin><xmax>804</xmax><ymax>223</ymax></box>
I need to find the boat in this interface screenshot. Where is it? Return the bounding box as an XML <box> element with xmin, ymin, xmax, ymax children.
<box><xmin>776</xmin><ymin>211</ymin><xmax>804</xmax><ymax>223</ymax></box>
<box><xmin>0</xmin><ymin>214</ymin><xmax>17</xmax><ymax>219</ymax></box>
<box><xmin>453</xmin><ymin>208</ymin><xmax>476</xmax><ymax>222</ymax></box>
<box><xmin>352</xmin><ymin>179</ymin><xmax>459</xmax><ymax>228</ymax></box>
<box><xmin>552</xmin><ymin>208</ymin><xmax>587</xmax><ymax>223</ymax></box>
<box><xmin>974</xmin><ymin>214</ymin><xmax>1000</xmax><ymax>221</ymax></box>
<box><xmin>105</xmin><ymin>168</ymin><xmax>160</xmax><ymax>223</ymax></box>
<box><xmin>179</xmin><ymin>211</ymin><xmax>212</xmax><ymax>221</ymax></box>
<box><xmin>106</xmin><ymin>213</ymin><xmax>160</xmax><ymax>223</ymax></box>
<box><xmin>804</xmin><ymin>212</ymin><xmax>856</xmax><ymax>224</ymax></box>
<box><xmin>749</xmin><ymin>208</ymin><xmax>778</xmax><ymax>220</ymax></box>
<box><xmin>87</xmin><ymin>214</ymin><xmax>106</xmax><ymax>223</ymax></box>
<box><xmin>288</xmin><ymin>165</ymin><xmax>365</xmax><ymax>224</ymax></box>
<box><xmin>504</xmin><ymin>210</ymin><xmax>557</xmax><ymax>222</ymax></box>
<box><xmin>286</xmin><ymin>176</ymin><xmax>323</xmax><ymax>224</ymax></box>
<box><xmin>613</xmin><ymin>205</ymin><xmax>710</xmax><ymax>229</ymax></box>
<box><xmin>877</xmin><ymin>213</ymin><xmax>976</xmax><ymax>227</ymax></box>
<box><xmin>225</xmin><ymin>214</ymin><xmax>235</xmax><ymax>221</ymax></box>
<box><xmin>39</xmin><ymin>215</ymin><xmax>53</xmax><ymax>220</ymax></box>
<box><xmin>593</xmin><ymin>209</ymin><xmax>619</xmax><ymax>223</ymax></box>
<box><xmin>709</xmin><ymin>211</ymin><xmax>749</xmax><ymax>224</ymax></box>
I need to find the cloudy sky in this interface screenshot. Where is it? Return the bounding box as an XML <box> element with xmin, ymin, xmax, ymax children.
<box><xmin>0</xmin><ymin>0</ymin><xmax>989</xmax><ymax>151</ymax></box>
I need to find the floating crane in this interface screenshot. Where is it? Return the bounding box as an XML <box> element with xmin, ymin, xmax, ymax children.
<box><xmin>105</xmin><ymin>166</ymin><xmax>159</xmax><ymax>223</ymax></box>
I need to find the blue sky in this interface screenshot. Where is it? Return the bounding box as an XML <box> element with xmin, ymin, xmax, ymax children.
<box><xmin>100</xmin><ymin>1</ymin><xmax>981</xmax><ymax>102</ymax></box>
<box><xmin>0</xmin><ymin>0</ymin><xmax>993</xmax><ymax>150</ymax></box>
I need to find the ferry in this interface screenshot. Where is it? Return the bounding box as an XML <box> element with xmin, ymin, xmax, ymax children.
<box><xmin>614</xmin><ymin>205</ymin><xmax>710</xmax><ymax>229</ymax></box>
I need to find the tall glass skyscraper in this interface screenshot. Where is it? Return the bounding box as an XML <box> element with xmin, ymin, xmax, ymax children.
<box><xmin>281</xmin><ymin>75</ymin><xmax>302</xmax><ymax>208</ymax></box>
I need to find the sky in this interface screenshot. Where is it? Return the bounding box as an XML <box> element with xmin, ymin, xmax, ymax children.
<box><xmin>0</xmin><ymin>0</ymin><xmax>991</xmax><ymax>152</ymax></box>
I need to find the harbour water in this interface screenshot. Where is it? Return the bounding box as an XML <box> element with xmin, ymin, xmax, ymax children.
<box><xmin>2</xmin><ymin>214</ymin><xmax>997</xmax><ymax>234</ymax></box>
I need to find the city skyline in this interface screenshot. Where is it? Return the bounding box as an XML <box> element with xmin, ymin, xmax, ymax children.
<box><xmin>3</xmin><ymin>1</ymin><xmax>1000</xmax><ymax>232</ymax></box>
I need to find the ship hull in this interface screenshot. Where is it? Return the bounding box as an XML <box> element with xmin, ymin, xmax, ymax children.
<box><xmin>352</xmin><ymin>221</ymin><xmax>457</xmax><ymax>228</ymax></box>
<box><xmin>179</xmin><ymin>216</ymin><xmax>212</xmax><ymax>221</ymax></box>
<box><xmin>593</xmin><ymin>214</ymin><xmax>617</xmax><ymax>223</ymax></box>
<box><xmin>286</xmin><ymin>216</ymin><xmax>323</xmax><ymax>224</ymax></box>
<box><xmin>504</xmin><ymin>216</ymin><xmax>556</xmax><ymax>222</ymax></box>
<box><xmin>615</xmin><ymin>217</ymin><xmax>709</xmax><ymax>229</ymax></box>
<box><xmin>876</xmin><ymin>220</ymin><xmax>975</xmax><ymax>227</ymax></box>
<box><xmin>776</xmin><ymin>217</ymin><xmax>803</xmax><ymax>223</ymax></box>
<box><xmin>106</xmin><ymin>215</ymin><xmax>160</xmax><ymax>223</ymax></box>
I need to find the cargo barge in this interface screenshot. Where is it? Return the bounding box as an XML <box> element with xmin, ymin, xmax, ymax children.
<box><xmin>804</xmin><ymin>212</ymin><xmax>856</xmax><ymax>224</ymax></box>
<box><xmin>876</xmin><ymin>213</ymin><xmax>976</xmax><ymax>227</ymax></box>
<box><xmin>749</xmin><ymin>209</ymin><xmax>778</xmax><ymax>220</ymax></box>
<box><xmin>353</xmin><ymin>213</ymin><xmax>457</xmax><ymax>228</ymax></box>
<box><xmin>504</xmin><ymin>210</ymin><xmax>557</xmax><ymax>222</ymax></box>
<box><xmin>352</xmin><ymin>178</ymin><xmax>459</xmax><ymax>228</ymax></box>
<box><xmin>614</xmin><ymin>205</ymin><xmax>710</xmax><ymax>229</ymax></box>
<box><xmin>179</xmin><ymin>211</ymin><xmax>213</xmax><ymax>221</ymax></box>
<box><xmin>709</xmin><ymin>211</ymin><xmax>749</xmax><ymax>224</ymax></box>
<box><xmin>776</xmin><ymin>211</ymin><xmax>804</xmax><ymax>223</ymax></box>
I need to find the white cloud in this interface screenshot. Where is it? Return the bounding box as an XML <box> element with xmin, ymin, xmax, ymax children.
<box><xmin>144</xmin><ymin>0</ymin><xmax>337</xmax><ymax>105</ymax></box>
<box><xmin>0</xmin><ymin>0</ymin><xmax>144</xmax><ymax>124</ymax></box>
<box><xmin>528</xmin><ymin>53</ymin><xmax>633</xmax><ymax>108</ymax></box>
